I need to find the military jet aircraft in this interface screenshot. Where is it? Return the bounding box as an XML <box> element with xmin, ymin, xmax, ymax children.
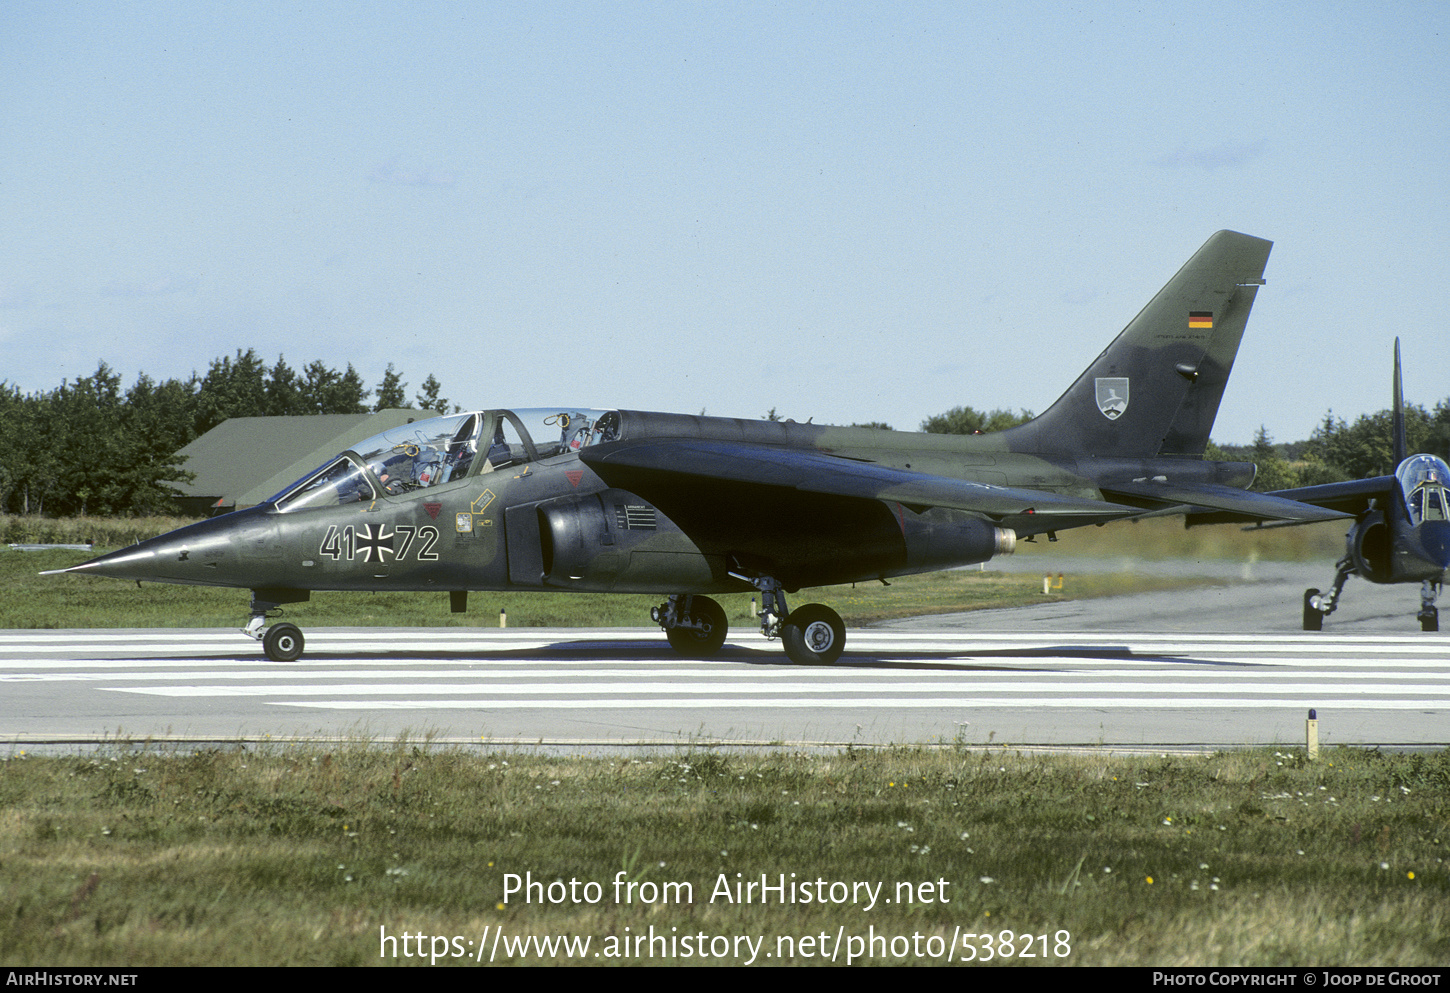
<box><xmin>1218</xmin><ymin>341</ymin><xmax>1448</xmax><ymax>631</ymax></box>
<box><xmin>50</xmin><ymin>230</ymin><xmax>1346</xmax><ymax>663</ymax></box>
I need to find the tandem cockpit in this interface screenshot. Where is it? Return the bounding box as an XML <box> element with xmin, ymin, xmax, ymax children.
<box><xmin>1397</xmin><ymin>454</ymin><xmax>1450</xmax><ymax>526</ymax></box>
<box><xmin>269</xmin><ymin>409</ymin><xmax>621</xmax><ymax>513</ymax></box>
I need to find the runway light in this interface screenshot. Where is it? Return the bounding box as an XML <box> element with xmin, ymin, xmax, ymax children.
<box><xmin>1306</xmin><ymin>708</ymin><xmax>1319</xmax><ymax>761</ymax></box>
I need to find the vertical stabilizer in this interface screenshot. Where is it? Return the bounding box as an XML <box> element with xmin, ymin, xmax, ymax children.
<box><xmin>1393</xmin><ymin>338</ymin><xmax>1407</xmax><ymax>465</ymax></box>
<box><xmin>999</xmin><ymin>230</ymin><xmax>1272</xmax><ymax>458</ymax></box>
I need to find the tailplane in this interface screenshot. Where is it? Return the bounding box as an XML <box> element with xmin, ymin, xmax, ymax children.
<box><xmin>999</xmin><ymin>230</ymin><xmax>1273</xmax><ymax>458</ymax></box>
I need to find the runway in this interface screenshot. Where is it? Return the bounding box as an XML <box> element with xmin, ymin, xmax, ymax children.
<box><xmin>3</xmin><ymin>620</ymin><xmax>1446</xmax><ymax>749</ymax></box>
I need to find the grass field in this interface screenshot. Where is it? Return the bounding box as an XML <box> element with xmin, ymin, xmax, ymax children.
<box><xmin>3</xmin><ymin>515</ymin><xmax>1444</xmax><ymax>967</ymax></box>
<box><xmin>1</xmin><ymin>744</ymin><xmax>1445</xmax><ymax>966</ymax></box>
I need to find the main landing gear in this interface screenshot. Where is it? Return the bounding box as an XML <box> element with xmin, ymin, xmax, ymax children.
<box><xmin>1302</xmin><ymin>560</ymin><xmax>1440</xmax><ymax>632</ymax></box>
<box><xmin>1418</xmin><ymin>580</ymin><xmax>1440</xmax><ymax>632</ymax></box>
<box><xmin>653</xmin><ymin>576</ymin><xmax>848</xmax><ymax>665</ymax></box>
<box><xmin>1301</xmin><ymin>556</ymin><xmax>1353</xmax><ymax>632</ymax></box>
<box><xmin>244</xmin><ymin>590</ymin><xmax>307</xmax><ymax>661</ymax></box>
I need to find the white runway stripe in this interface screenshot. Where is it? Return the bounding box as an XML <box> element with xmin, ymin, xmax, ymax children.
<box><xmin>273</xmin><ymin>698</ymin><xmax>1444</xmax><ymax>711</ymax></box>
<box><xmin>102</xmin><ymin>680</ymin><xmax>1450</xmax><ymax>697</ymax></box>
<box><xmin>3</xmin><ymin>629</ymin><xmax>1446</xmax><ymax>719</ymax></box>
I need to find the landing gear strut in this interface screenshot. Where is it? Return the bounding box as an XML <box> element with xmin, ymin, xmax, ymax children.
<box><xmin>732</xmin><ymin>573</ymin><xmax>847</xmax><ymax>665</ymax></box>
<box><xmin>1420</xmin><ymin>580</ymin><xmax>1441</xmax><ymax>632</ymax></box>
<box><xmin>1303</xmin><ymin>556</ymin><xmax>1354</xmax><ymax>631</ymax></box>
<box><xmin>243</xmin><ymin>589</ymin><xmax>309</xmax><ymax>661</ymax></box>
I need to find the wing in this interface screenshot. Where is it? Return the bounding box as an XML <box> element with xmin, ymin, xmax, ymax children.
<box><xmin>581</xmin><ymin>437</ymin><xmax>1137</xmax><ymax>533</ymax></box>
<box><xmin>1103</xmin><ymin>480</ymin><xmax>1355</xmax><ymax>525</ymax></box>
<box><xmin>1182</xmin><ymin>477</ymin><xmax>1384</xmax><ymax>527</ymax></box>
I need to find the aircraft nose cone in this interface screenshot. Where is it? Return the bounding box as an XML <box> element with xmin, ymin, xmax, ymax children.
<box><xmin>58</xmin><ymin>529</ymin><xmax>224</xmax><ymax>583</ymax></box>
<box><xmin>47</xmin><ymin>509</ymin><xmax>280</xmax><ymax>586</ymax></box>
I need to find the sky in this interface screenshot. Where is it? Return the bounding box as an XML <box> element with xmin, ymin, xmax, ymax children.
<box><xmin>2</xmin><ymin>2</ymin><xmax>1447</xmax><ymax>446</ymax></box>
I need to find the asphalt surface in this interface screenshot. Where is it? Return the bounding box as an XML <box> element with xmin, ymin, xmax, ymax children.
<box><xmin>2</xmin><ymin>564</ymin><xmax>1445</xmax><ymax>750</ymax></box>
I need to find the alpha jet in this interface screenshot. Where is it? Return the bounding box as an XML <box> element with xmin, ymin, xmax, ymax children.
<box><xmin>51</xmin><ymin>230</ymin><xmax>1345</xmax><ymax>663</ymax></box>
<box><xmin>1195</xmin><ymin>340</ymin><xmax>1448</xmax><ymax>631</ymax></box>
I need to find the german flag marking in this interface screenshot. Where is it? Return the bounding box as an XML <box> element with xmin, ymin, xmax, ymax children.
<box><xmin>1189</xmin><ymin>311</ymin><xmax>1213</xmax><ymax>329</ymax></box>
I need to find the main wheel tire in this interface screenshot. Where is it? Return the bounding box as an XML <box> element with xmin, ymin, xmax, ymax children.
<box><xmin>263</xmin><ymin>622</ymin><xmax>305</xmax><ymax>662</ymax></box>
<box><xmin>1421</xmin><ymin>607</ymin><xmax>1439</xmax><ymax>633</ymax></box>
<box><xmin>1302</xmin><ymin>589</ymin><xmax>1323</xmax><ymax>632</ymax></box>
<box><xmin>664</xmin><ymin>596</ymin><xmax>728</xmax><ymax>658</ymax></box>
<box><xmin>781</xmin><ymin>604</ymin><xmax>846</xmax><ymax>665</ymax></box>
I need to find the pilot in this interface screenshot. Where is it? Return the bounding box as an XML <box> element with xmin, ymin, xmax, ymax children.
<box><xmin>412</xmin><ymin>448</ymin><xmax>446</xmax><ymax>487</ymax></box>
<box><xmin>374</xmin><ymin>453</ymin><xmax>413</xmax><ymax>495</ymax></box>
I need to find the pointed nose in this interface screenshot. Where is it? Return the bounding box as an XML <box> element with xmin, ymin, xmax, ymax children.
<box><xmin>50</xmin><ymin>509</ymin><xmax>280</xmax><ymax>587</ymax></box>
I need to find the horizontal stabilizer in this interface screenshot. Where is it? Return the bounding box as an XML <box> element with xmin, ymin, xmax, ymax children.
<box><xmin>1267</xmin><ymin>476</ymin><xmax>1395</xmax><ymax>517</ymax></box>
<box><xmin>1103</xmin><ymin>480</ymin><xmax>1353</xmax><ymax>523</ymax></box>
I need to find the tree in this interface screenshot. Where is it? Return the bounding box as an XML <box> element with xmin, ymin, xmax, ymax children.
<box><xmin>1302</xmin><ymin>405</ymin><xmax>1436</xmax><ymax>481</ymax></box>
<box><xmin>194</xmin><ymin>349</ymin><xmax>268</xmax><ymax>434</ymax></box>
<box><xmin>374</xmin><ymin>363</ymin><xmax>408</xmax><ymax>410</ymax></box>
<box><xmin>299</xmin><ymin>361</ymin><xmax>369</xmax><ymax>414</ymax></box>
<box><xmin>920</xmin><ymin>406</ymin><xmax>1033</xmax><ymax>434</ymax></box>
<box><xmin>1249</xmin><ymin>425</ymin><xmax>1298</xmax><ymax>492</ymax></box>
<box><xmin>1425</xmin><ymin>399</ymin><xmax>1450</xmax><ymax>462</ymax></box>
<box><xmin>415</xmin><ymin>374</ymin><xmax>451</xmax><ymax>414</ymax></box>
<box><xmin>264</xmin><ymin>356</ymin><xmax>307</xmax><ymax>416</ymax></box>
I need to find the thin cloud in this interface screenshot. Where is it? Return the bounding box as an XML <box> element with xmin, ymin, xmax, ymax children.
<box><xmin>1154</xmin><ymin>140</ymin><xmax>1268</xmax><ymax>170</ymax></box>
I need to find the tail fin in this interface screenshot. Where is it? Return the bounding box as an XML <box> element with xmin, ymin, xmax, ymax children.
<box><xmin>998</xmin><ymin>230</ymin><xmax>1273</xmax><ymax>458</ymax></box>
<box><xmin>1392</xmin><ymin>338</ymin><xmax>1407</xmax><ymax>465</ymax></box>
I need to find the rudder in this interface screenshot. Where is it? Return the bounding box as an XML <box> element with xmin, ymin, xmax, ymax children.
<box><xmin>999</xmin><ymin>230</ymin><xmax>1272</xmax><ymax>458</ymax></box>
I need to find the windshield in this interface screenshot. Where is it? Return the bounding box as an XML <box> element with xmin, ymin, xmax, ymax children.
<box><xmin>270</xmin><ymin>408</ymin><xmax>620</xmax><ymax>512</ymax></box>
<box><xmin>1397</xmin><ymin>454</ymin><xmax>1450</xmax><ymax>525</ymax></box>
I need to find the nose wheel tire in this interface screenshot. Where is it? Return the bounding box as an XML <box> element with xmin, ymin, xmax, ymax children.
<box><xmin>263</xmin><ymin>622</ymin><xmax>305</xmax><ymax>662</ymax></box>
<box><xmin>781</xmin><ymin>604</ymin><xmax>846</xmax><ymax>665</ymax></box>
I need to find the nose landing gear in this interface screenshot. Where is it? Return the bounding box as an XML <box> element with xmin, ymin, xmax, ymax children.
<box><xmin>243</xmin><ymin>589</ymin><xmax>310</xmax><ymax>661</ymax></box>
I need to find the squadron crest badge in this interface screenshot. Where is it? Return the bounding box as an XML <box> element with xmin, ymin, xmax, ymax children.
<box><xmin>1095</xmin><ymin>377</ymin><xmax>1129</xmax><ymax>420</ymax></box>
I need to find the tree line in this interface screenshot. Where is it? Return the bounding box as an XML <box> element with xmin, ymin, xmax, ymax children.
<box><xmin>3</xmin><ymin>359</ymin><xmax>1447</xmax><ymax>519</ymax></box>
<box><xmin>1220</xmin><ymin>402</ymin><xmax>1450</xmax><ymax>492</ymax></box>
<box><xmin>0</xmin><ymin>350</ymin><xmax>454</xmax><ymax>517</ymax></box>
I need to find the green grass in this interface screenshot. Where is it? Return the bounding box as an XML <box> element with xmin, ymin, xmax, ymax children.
<box><xmin>1</xmin><ymin>744</ymin><xmax>1445</xmax><ymax>966</ymax></box>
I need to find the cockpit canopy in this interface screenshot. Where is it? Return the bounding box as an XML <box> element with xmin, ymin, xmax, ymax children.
<box><xmin>270</xmin><ymin>408</ymin><xmax>620</xmax><ymax>513</ymax></box>
<box><xmin>1397</xmin><ymin>454</ymin><xmax>1450</xmax><ymax>525</ymax></box>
